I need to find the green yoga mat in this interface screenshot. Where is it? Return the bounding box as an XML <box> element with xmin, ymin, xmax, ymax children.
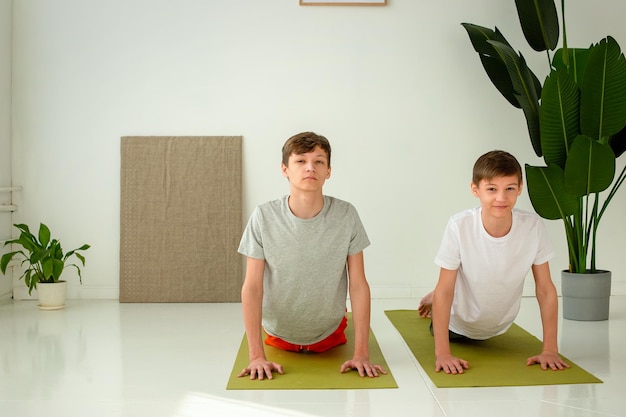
<box><xmin>227</xmin><ymin>315</ymin><xmax>397</xmax><ymax>390</ymax></box>
<box><xmin>385</xmin><ymin>309</ymin><xmax>602</xmax><ymax>388</ymax></box>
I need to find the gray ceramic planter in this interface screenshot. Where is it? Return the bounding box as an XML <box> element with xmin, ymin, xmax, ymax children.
<box><xmin>561</xmin><ymin>270</ymin><xmax>611</xmax><ymax>321</ymax></box>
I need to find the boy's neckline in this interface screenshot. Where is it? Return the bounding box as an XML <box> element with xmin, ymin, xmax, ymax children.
<box><xmin>287</xmin><ymin>194</ymin><xmax>326</xmax><ymax>219</ymax></box>
<box><xmin>480</xmin><ymin>208</ymin><xmax>514</xmax><ymax>238</ymax></box>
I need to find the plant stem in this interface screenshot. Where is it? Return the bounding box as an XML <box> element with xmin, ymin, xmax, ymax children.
<box><xmin>564</xmin><ymin>215</ymin><xmax>578</xmax><ymax>273</ymax></box>
<box><xmin>598</xmin><ymin>164</ymin><xmax>626</xmax><ymax>220</ymax></box>
<box><xmin>589</xmin><ymin>193</ymin><xmax>600</xmax><ymax>273</ymax></box>
<box><xmin>561</xmin><ymin>0</ymin><xmax>568</xmax><ymax>65</ymax></box>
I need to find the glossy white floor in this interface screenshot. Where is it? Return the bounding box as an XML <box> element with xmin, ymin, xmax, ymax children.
<box><xmin>0</xmin><ymin>296</ymin><xmax>624</xmax><ymax>417</ymax></box>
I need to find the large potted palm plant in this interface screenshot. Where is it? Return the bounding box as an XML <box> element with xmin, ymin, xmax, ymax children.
<box><xmin>462</xmin><ymin>0</ymin><xmax>626</xmax><ymax>320</ymax></box>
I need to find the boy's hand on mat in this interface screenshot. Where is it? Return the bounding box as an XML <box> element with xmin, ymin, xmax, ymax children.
<box><xmin>526</xmin><ymin>352</ymin><xmax>571</xmax><ymax>371</ymax></box>
<box><xmin>435</xmin><ymin>354</ymin><xmax>469</xmax><ymax>374</ymax></box>
<box><xmin>237</xmin><ymin>359</ymin><xmax>284</xmax><ymax>380</ymax></box>
<box><xmin>340</xmin><ymin>358</ymin><xmax>387</xmax><ymax>378</ymax></box>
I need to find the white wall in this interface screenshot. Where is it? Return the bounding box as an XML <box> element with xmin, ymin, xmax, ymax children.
<box><xmin>0</xmin><ymin>0</ymin><xmax>12</xmax><ymax>300</ymax></box>
<box><xmin>9</xmin><ymin>0</ymin><xmax>626</xmax><ymax>300</ymax></box>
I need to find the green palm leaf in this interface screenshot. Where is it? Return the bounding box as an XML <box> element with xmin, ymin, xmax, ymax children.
<box><xmin>515</xmin><ymin>0</ymin><xmax>559</xmax><ymax>52</ymax></box>
<box><xmin>461</xmin><ymin>23</ymin><xmax>520</xmax><ymax>108</ymax></box>
<box><xmin>525</xmin><ymin>164</ymin><xmax>579</xmax><ymax>220</ymax></box>
<box><xmin>580</xmin><ymin>36</ymin><xmax>626</xmax><ymax>140</ymax></box>
<box><xmin>490</xmin><ymin>41</ymin><xmax>543</xmax><ymax>156</ymax></box>
<box><xmin>553</xmin><ymin>47</ymin><xmax>592</xmax><ymax>84</ymax></box>
<box><xmin>540</xmin><ymin>68</ymin><xmax>580</xmax><ymax>168</ymax></box>
<box><xmin>564</xmin><ymin>136</ymin><xmax>616</xmax><ymax>196</ymax></box>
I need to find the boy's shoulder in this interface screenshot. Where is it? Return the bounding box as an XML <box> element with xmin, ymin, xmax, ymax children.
<box><xmin>323</xmin><ymin>196</ymin><xmax>361</xmax><ymax>218</ymax></box>
<box><xmin>449</xmin><ymin>207</ymin><xmax>481</xmax><ymax>223</ymax></box>
<box><xmin>512</xmin><ymin>207</ymin><xmax>542</xmax><ymax>219</ymax></box>
<box><xmin>512</xmin><ymin>207</ymin><xmax>546</xmax><ymax>228</ymax></box>
<box><xmin>259</xmin><ymin>195</ymin><xmax>288</xmax><ymax>207</ymax></box>
<box><xmin>324</xmin><ymin>195</ymin><xmax>353</xmax><ymax>207</ymax></box>
<box><xmin>253</xmin><ymin>196</ymin><xmax>288</xmax><ymax>217</ymax></box>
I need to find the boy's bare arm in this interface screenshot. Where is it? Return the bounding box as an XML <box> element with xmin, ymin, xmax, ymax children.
<box><xmin>238</xmin><ymin>257</ymin><xmax>284</xmax><ymax>379</ymax></box>
<box><xmin>342</xmin><ymin>251</ymin><xmax>387</xmax><ymax>377</ymax></box>
<box><xmin>433</xmin><ymin>267</ymin><xmax>469</xmax><ymax>374</ymax></box>
<box><xmin>528</xmin><ymin>262</ymin><xmax>570</xmax><ymax>370</ymax></box>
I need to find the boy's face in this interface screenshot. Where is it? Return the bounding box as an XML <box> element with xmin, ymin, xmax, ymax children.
<box><xmin>471</xmin><ymin>175</ymin><xmax>522</xmax><ymax>220</ymax></box>
<box><xmin>281</xmin><ymin>146</ymin><xmax>331</xmax><ymax>192</ymax></box>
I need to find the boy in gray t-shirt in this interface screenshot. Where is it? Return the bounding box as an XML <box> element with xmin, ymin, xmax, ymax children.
<box><xmin>237</xmin><ymin>131</ymin><xmax>386</xmax><ymax>381</ymax></box>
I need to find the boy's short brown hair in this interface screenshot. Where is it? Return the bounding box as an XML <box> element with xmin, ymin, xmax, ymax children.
<box><xmin>282</xmin><ymin>132</ymin><xmax>331</xmax><ymax>167</ymax></box>
<box><xmin>472</xmin><ymin>150</ymin><xmax>523</xmax><ymax>185</ymax></box>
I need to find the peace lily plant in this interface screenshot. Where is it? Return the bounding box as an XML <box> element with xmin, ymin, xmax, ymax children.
<box><xmin>1</xmin><ymin>223</ymin><xmax>90</xmax><ymax>295</ymax></box>
<box><xmin>462</xmin><ymin>0</ymin><xmax>626</xmax><ymax>275</ymax></box>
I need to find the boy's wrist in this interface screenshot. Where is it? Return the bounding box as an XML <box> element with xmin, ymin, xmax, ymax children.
<box><xmin>249</xmin><ymin>354</ymin><xmax>267</xmax><ymax>362</ymax></box>
<box><xmin>434</xmin><ymin>334</ymin><xmax>451</xmax><ymax>356</ymax></box>
<box><xmin>353</xmin><ymin>346</ymin><xmax>370</xmax><ymax>359</ymax></box>
<box><xmin>248</xmin><ymin>346</ymin><xmax>267</xmax><ymax>361</ymax></box>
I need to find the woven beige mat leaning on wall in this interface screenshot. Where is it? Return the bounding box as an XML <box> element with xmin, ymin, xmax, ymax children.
<box><xmin>120</xmin><ymin>136</ymin><xmax>242</xmax><ymax>302</ymax></box>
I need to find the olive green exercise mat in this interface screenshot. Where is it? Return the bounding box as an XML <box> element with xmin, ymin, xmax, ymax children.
<box><xmin>384</xmin><ymin>310</ymin><xmax>602</xmax><ymax>388</ymax></box>
<box><xmin>227</xmin><ymin>315</ymin><xmax>397</xmax><ymax>390</ymax></box>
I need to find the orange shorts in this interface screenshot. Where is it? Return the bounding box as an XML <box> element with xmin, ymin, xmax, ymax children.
<box><xmin>264</xmin><ymin>315</ymin><xmax>348</xmax><ymax>353</ymax></box>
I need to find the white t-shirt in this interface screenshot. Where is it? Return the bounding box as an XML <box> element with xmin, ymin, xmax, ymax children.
<box><xmin>435</xmin><ymin>207</ymin><xmax>554</xmax><ymax>340</ymax></box>
<box><xmin>238</xmin><ymin>195</ymin><xmax>370</xmax><ymax>345</ymax></box>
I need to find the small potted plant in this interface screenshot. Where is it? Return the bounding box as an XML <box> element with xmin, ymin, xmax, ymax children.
<box><xmin>0</xmin><ymin>223</ymin><xmax>90</xmax><ymax>310</ymax></box>
<box><xmin>462</xmin><ymin>0</ymin><xmax>626</xmax><ymax>320</ymax></box>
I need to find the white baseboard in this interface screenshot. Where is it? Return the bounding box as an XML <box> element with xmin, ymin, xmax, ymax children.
<box><xmin>12</xmin><ymin>285</ymin><xmax>119</xmax><ymax>300</ymax></box>
<box><xmin>9</xmin><ymin>283</ymin><xmax>626</xmax><ymax>301</ymax></box>
<box><xmin>68</xmin><ymin>287</ymin><xmax>119</xmax><ymax>300</ymax></box>
<box><xmin>369</xmin><ymin>286</ymin><xmax>431</xmax><ymax>300</ymax></box>
<box><xmin>11</xmin><ymin>286</ymin><xmax>36</xmax><ymax>301</ymax></box>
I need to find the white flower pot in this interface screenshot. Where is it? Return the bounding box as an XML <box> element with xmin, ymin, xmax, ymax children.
<box><xmin>37</xmin><ymin>281</ymin><xmax>67</xmax><ymax>310</ymax></box>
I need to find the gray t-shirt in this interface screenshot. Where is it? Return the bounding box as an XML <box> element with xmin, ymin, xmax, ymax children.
<box><xmin>238</xmin><ymin>195</ymin><xmax>370</xmax><ymax>345</ymax></box>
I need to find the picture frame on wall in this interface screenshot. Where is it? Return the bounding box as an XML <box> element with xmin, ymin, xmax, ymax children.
<box><xmin>300</xmin><ymin>0</ymin><xmax>387</xmax><ymax>6</ymax></box>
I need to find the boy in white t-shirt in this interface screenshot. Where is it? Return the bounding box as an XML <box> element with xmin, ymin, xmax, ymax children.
<box><xmin>418</xmin><ymin>150</ymin><xmax>570</xmax><ymax>374</ymax></box>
